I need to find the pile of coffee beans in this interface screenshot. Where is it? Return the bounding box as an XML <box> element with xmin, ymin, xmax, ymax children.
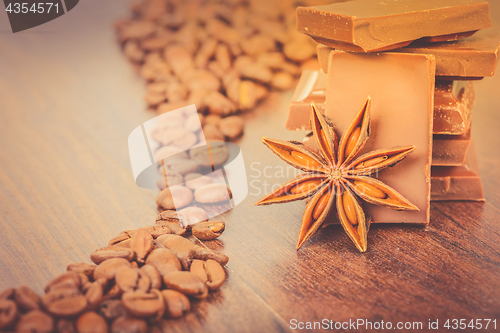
<box><xmin>115</xmin><ymin>0</ymin><xmax>330</xmax><ymax>139</ymax></box>
<box><xmin>0</xmin><ymin>213</ymin><xmax>227</xmax><ymax>332</ymax></box>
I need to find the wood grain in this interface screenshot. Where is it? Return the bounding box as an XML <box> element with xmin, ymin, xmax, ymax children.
<box><xmin>0</xmin><ymin>1</ymin><xmax>499</xmax><ymax>332</ymax></box>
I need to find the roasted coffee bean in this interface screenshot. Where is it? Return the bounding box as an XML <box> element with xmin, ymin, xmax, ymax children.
<box><xmin>93</xmin><ymin>258</ymin><xmax>132</xmax><ymax>281</ymax></box>
<box><xmin>162</xmin><ymin>272</ymin><xmax>208</xmax><ymax>299</ymax></box>
<box><xmin>0</xmin><ymin>288</ymin><xmax>15</xmax><ymax>300</ymax></box>
<box><xmin>139</xmin><ymin>265</ymin><xmax>162</xmax><ymax>290</ymax></box>
<box><xmin>121</xmin><ymin>289</ymin><xmax>164</xmax><ymax>319</ymax></box>
<box><xmin>98</xmin><ymin>300</ymin><xmax>127</xmax><ymax>321</ymax></box>
<box><xmin>15</xmin><ymin>310</ymin><xmax>54</xmax><ymax>333</ymax></box>
<box><xmin>145</xmin><ymin>248</ymin><xmax>181</xmax><ymax>277</ymax></box>
<box><xmin>130</xmin><ymin>229</ymin><xmax>153</xmax><ymax>264</ymax></box>
<box><xmin>56</xmin><ymin>318</ymin><xmax>77</xmax><ymax>333</ymax></box>
<box><xmin>194</xmin><ymin>183</ymin><xmax>232</xmax><ymax>204</ymax></box>
<box><xmin>14</xmin><ymin>285</ymin><xmax>41</xmax><ymax>311</ymax></box>
<box><xmin>219</xmin><ymin>115</ymin><xmax>244</xmax><ymax>139</ymax></box>
<box><xmin>202</xmin><ymin>124</ymin><xmax>224</xmax><ymax>141</ymax></box>
<box><xmin>84</xmin><ymin>282</ymin><xmax>103</xmax><ymax>310</ymax></box>
<box><xmin>42</xmin><ymin>287</ymin><xmax>88</xmax><ymax>317</ymax></box>
<box><xmin>44</xmin><ymin>272</ymin><xmax>83</xmax><ymax>293</ymax></box>
<box><xmin>66</xmin><ymin>263</ymin><xmax>96</xmax><ymax>280</ymax></box>
<box><xmin>177</xmin><ymin>206</ymin><xmax>209</xmax><ymax>227</ymax></box>
<box><xmin>190</xmin><ymin>259</ymin><xmax>225</xmax><ymax>291</ymax></box>
<box><xmin>0</xmin><ymin>299</ymin><xmax>17</xmax><ymax>330</ymax></box>
<box><xmin>90</xmin><ymin>246</ymin><xmax>135</xmax><ymax>265</ymax></box>
<box><xmin>192</xmin><ymin>221</ymin><xmax>225</xmax><ymax>240</ymax></box>
<box><xmin>76</xmin><ymin>311</ymin><xmax>108</xmax><ymax>333</ymax></box>
<box><xmin>193</xmin><ymin>245</ymin><xmax>229</xmax><ymax>266</ymax></box>
<box><xmin>107</xmin><ymin>232</ymin><xmax>133</xmax><ymax>248</ymax></box>
<box><xmin>155</xmin><ymin>234</ymin><xmax>195</xmax><ymax>268</ymax></box>
<box><xmin>189</xmin><ymin>260</ymin><xmax>208</xmax><ymax>283</ymax></box>
<box><xmin>155</xmin><ymin>210</ymin><xmax>178</xmax><ymax>223</ymax></box>
<box><xmin>167</xmin><ymin>159</ymin><xmax>199</xmax><ymax>176</ymax></box>
<box><xmin>160</xmin><ymin>290</ymin><xmax>190</xmax><ymax>319</ymax></box>
<box><xmin>111</xmin><ymin>317</ymin><xmax>148</xmax><ymax>333</ymax></box>
<box><xmin>115</xmin><ymin>267</ymin><xmax>150</xmax><ymax>293</ymax></box>
<box><xmin>184</xmin><ymin>173</ymin><xmax>213</xmax><ymax>190</ymax></box>
<box><xmin>156</xmin><ymin>186</ymin><xmax>193</xmax><ymax>210</ymax></box>
<box><xmin>141</xmin><ymin>224</ymin><xmax>171</xmax><ymax>238</ymax></box>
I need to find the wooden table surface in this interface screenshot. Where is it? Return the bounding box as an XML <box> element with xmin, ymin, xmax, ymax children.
<box><xmin>1</xmin><ymin>1</ymin><xmax>500</xmax><ymax>332</ymax></box>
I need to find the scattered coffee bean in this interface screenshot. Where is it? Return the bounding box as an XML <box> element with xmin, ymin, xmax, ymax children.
<box><xmin>219</xmin><ymin>115</ymin><xmax>244</xmax><ymax>139</ymax></box>
<box><xmin>42</xmin><ymin>287</ymin><xmax>88</xmax><ymax>317</ymax></box>
<box><xmin>156</xmin><ymin>186</ymin><xmax>193</xmax><ymax>210</ymax></box>
<box><xmin>15</xmin><ymin>310</ymin><xmax>54</xmax><ymax>333</ymax></box>
<box><xmin>14</xmin><ymin>285</ymin><xmax>42</xmax><ymax>312</ymax></box>
<box><xmin>0</xmin><ymin>299</ymin><xmax>17</xmax><ymax>330</ymax></box>
<box><xmin>130</xmin><ymin>228</ymin><xmax>154</xmax><ymax>264</ymax></box>
<box><xmin>122</xmin><ymin>289</ymin><xmax>164</xmax><ymax>319</ymax></box>
<box><xmin>94</xmin><ymin>258</ymin><xmax>132</xmax><ymax>281</ymax></box>
<box><xmin>194</xmin><ymin>183</ymin><xmax>232</xmax><ymax>204</ymax></box>
<box><xmin>161</xmin><ymin>290</ymin><xmax>190</xmax><ymax>318</ymax></box>
<box><xmin>139</xmin><ymin>265</ymin><xmax>162</xmax><ymax>290</ymax></box>
<box><xmin>192</xmin><ymin>221</ymin><xmax>225</xmax><ymax>240</ymax></box>
<box><xmin>90</xmin><ymin>247</ymin><xmax>135</xmax><ymax>265</ymax></box>
<box><xmin>162</xmin><ymin>271</ymin><xmax>208</xmax><ymax>299</ymax></box>
<box><xmin>177</xmin><ymin>206</ymin><xmax>209</xmax><ymax>227</ymax></box>
<box><xmin>193</xmin><ymin>245</ymin><xmax>229</xmax><ymax>266</ymax></box>
<box><xmin>76</xmin><ymin>311</ymin><xmax>108</xmax><ymax>333</ymax></box>
<box><xmin>66</xmin><ymin>263</ymin><xmax>96</xmax><ymax>279</ymax></box>
<box><xmin>145</xmin><ymin>248</ymin><xmax>181</xmax><ymax>277</ymax></box>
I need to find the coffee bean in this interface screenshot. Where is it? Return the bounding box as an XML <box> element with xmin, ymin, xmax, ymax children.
<box><xmin>84</xmin><ymin>282</ymin><xmax>103</xmax><ymax>310</ymax></box>
<box><xmin>204</xmin><ymin>260</ymin><xmax>226</xmax><ymax>291</ymax></box>
<box><xmin>107</xmin><ymin>232</ymin><xmax>133</xmax><ymax>248</ymax></box>
<box><xmin>139</xmin><ymin>265</ymin><xmax>162</xmax><ymax>290</ymax></box>
<box><xmin>90</xmin><ymin>247</ymin><xmax>135</xmax><ymax>265</ymax></box>
<box><xmin>156</xmin><ymin>186</ymin><xmax>193</xmax><ymax>210</ymax></box>
<box><xmin>201</xmin><ymin>124</ymin><xmax>224</xmax><ymax>141</ymax></box>
<box><xmin>14</xmin><ymin>285</ymin><xmax>42</xmax><ymax>311</ymax></box>
<box><xmin>42</xmin><ymin>287</ymin><xmax>88</xmax><ymax>317</ymax></box>
<box><xmin>130</xmin><ymin>229</ymin><xmax>154</xmax><ymax>264</ymax></box>
<box><xmin>15</xmin><ymin>310</ymin><xmax>54</xmax><ymax>333</ymax></box>
<box><xmin>111</xmin><ymin>317</ymin><xmax>148</xmax><ymax>333</ymax></box>
<box><xmin>66</xmin><ymin>263</ymin><xmax>96</xmax><ymax>280</ymax></box>
<box><xmin>0</xmin><ymin>299</ymin><xmax>18</xmax><ymax>330</ymax></box>
<box><xmin>76</xmin><ymin>311</ymin><xmax>108</xmax><ymax>333</ymax></box>
<box><xmin>162</xmin><ymin>272</ymin><xmax>208</xmax><ymax>299</ymax></box>
<box><xmin>193</xmin><ymin>245</ymin><xmax>229</xmax><ymax>266</ymax></box>
<box><xmin>194</xmin><ymin>183</ymin><xmax>232</xmax><ymax>204</ymax></box>
<box><xmin>177</xmin><ymin>207</ymin><xmax>209</xmax><ymax>227</ymax></box>
<box><xmin>189</xmin><ymin>260</ymin><xmax>208</xmax><ymax>283</ymax></box>
<box><xmin>155</xmin><ymin>210</ymin><xmax>179</xmax><ymax>223</ymax></box>
<box><xmin>155</xmin><ymin>234</ymin><xmax>195</xmax><ymax>262</ymax></box>
<box><xmin>144</xmin><ymin>249</ymin><xmax>181</xmax><ymax>277</ymax></box>
<box><xmin>44</xmin><ymin>272</ymin><xmax>83</xmax><ymax>294</ymax></box>
<box><xmin>140</xmin><ymin>224</ymin><xmax>171</xmax><ymax>238</ymax></box>
<box><xmin>98</xmin><ymin>300</ymin><xmax>127</xmax><ymax>321</ymax></box>
<box><xmin>115</xmin><ymin>267</ymin><xmax>151</xmax><ymax>293</ymax></box>
<box><xmin>219</xmin><ymin>115</ymin><xmax>244</xmax><ymax>139</ymax></box>
<box><xmin>203</xmin><ymin>114</ymin><xmax>221</xmax><ymax>127</ymax></box>
<box><xmin>93</xmin><ymin>258</ymin><xmax>132</xmax><ymax>281</ymax></box>
<box><xmin>122</xmin><ymin>289</ymin><xmax>164</xmax><ymax>319</ymax></box>
<box><xmin>56</xmin><ymin>318</ymin><xmax>77</xmax><ymax>333</ymax></box>
<box><xmin>167</xmin><ymin>159</ymin><xmax>199</xmax><ymax>176</ymax></box>
<box><xmin>192</xmin><ymin>221</ymin><xmax>225</xmax><ymax>240</ymax></box>
<box><xmin>155</xmin><ymin>171</ymin><xmax>183</xmax><ymax>189</ymax></box>
<box><xmin>160</xmin><ymin>290</ymin><xmax>190</xmax><ymax>319</ymax></box>
<box><xmin>102</xmin><ymin>284</ymin><xmax>123</xmax><ymax>301</ymax></box>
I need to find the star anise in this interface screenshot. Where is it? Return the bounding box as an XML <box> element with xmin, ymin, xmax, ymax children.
<box><xmin>255</xmin><ymin>97</ymin><xmax>419</xmax><ymax>252</ymax></box>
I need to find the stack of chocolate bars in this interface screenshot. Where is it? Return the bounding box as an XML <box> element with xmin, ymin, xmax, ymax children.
<box><xmin>287</xmin><ymin>0</ymin><xmax>499</xmax><ymax>207</ymax></box>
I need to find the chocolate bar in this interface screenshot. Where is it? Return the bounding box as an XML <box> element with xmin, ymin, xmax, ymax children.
<box><xmin>431</xmin><ymin>142</ymin><xmax>484</xmax><ymax>201</ymax></box>
<box><xmin>317</xmin><ymin>28</ymin><xmax>500</xmax><ymax>79</ymax></box>
<box><xmin>325</xmin><ymin>50</ymin><xmax>435</xmax><ymax>224</ymax></box>
<box><xmin>433</xmin><ymin>130</ymin><xmax>471</xmax><ymax>166</ymax></box>
<box><xmin>286</xmin><ymin>70</ymin><xmax>327</xmax><ymax>131</ymax></box>
<box><xmin>288</xmin><ymin>70</ymin><xmax>474</xmax><ymax>136</ymax></box>
<box><xmin>297</xmin><ymin>0</ymin><xmax>491</xmax><ymax>53</ymax></box>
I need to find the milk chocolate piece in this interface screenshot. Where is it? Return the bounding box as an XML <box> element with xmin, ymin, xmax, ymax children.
<box><xmin>325</xmin><ymin>51</ymin><xmax>434</xmax><ymax>224</ymax></box>
<box><xmin>434</xmin><ymin>80</ymin><xmax>474</xmax><ymax>135</ymax></box>
<box><xmin>297</xmin><ymin>0</ymin><xmax>491</xmax><ymax>53</ymax></box>
<box><xmin>286</xmin><ymin>70</ymin><xmax>327</xmax><ymax>131</ymax></box>
<box><xmin>431</xmin><ymin>142</ymin><xmax>484</xmax><ymax>201</ymax></box>
<box><xmin>318</xmin><ymin>27</ymin><xmax>500</xmax><ymax>78</ymax></box>
<box><xmin>433</xmin><ymin>130</ymin><xmax>471</xmax><ymax>166</ymax></box>
<box><xmin>288</xmin><ymin>70</ymin><xmax>473</xmax><ymax>135</ymax></box>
